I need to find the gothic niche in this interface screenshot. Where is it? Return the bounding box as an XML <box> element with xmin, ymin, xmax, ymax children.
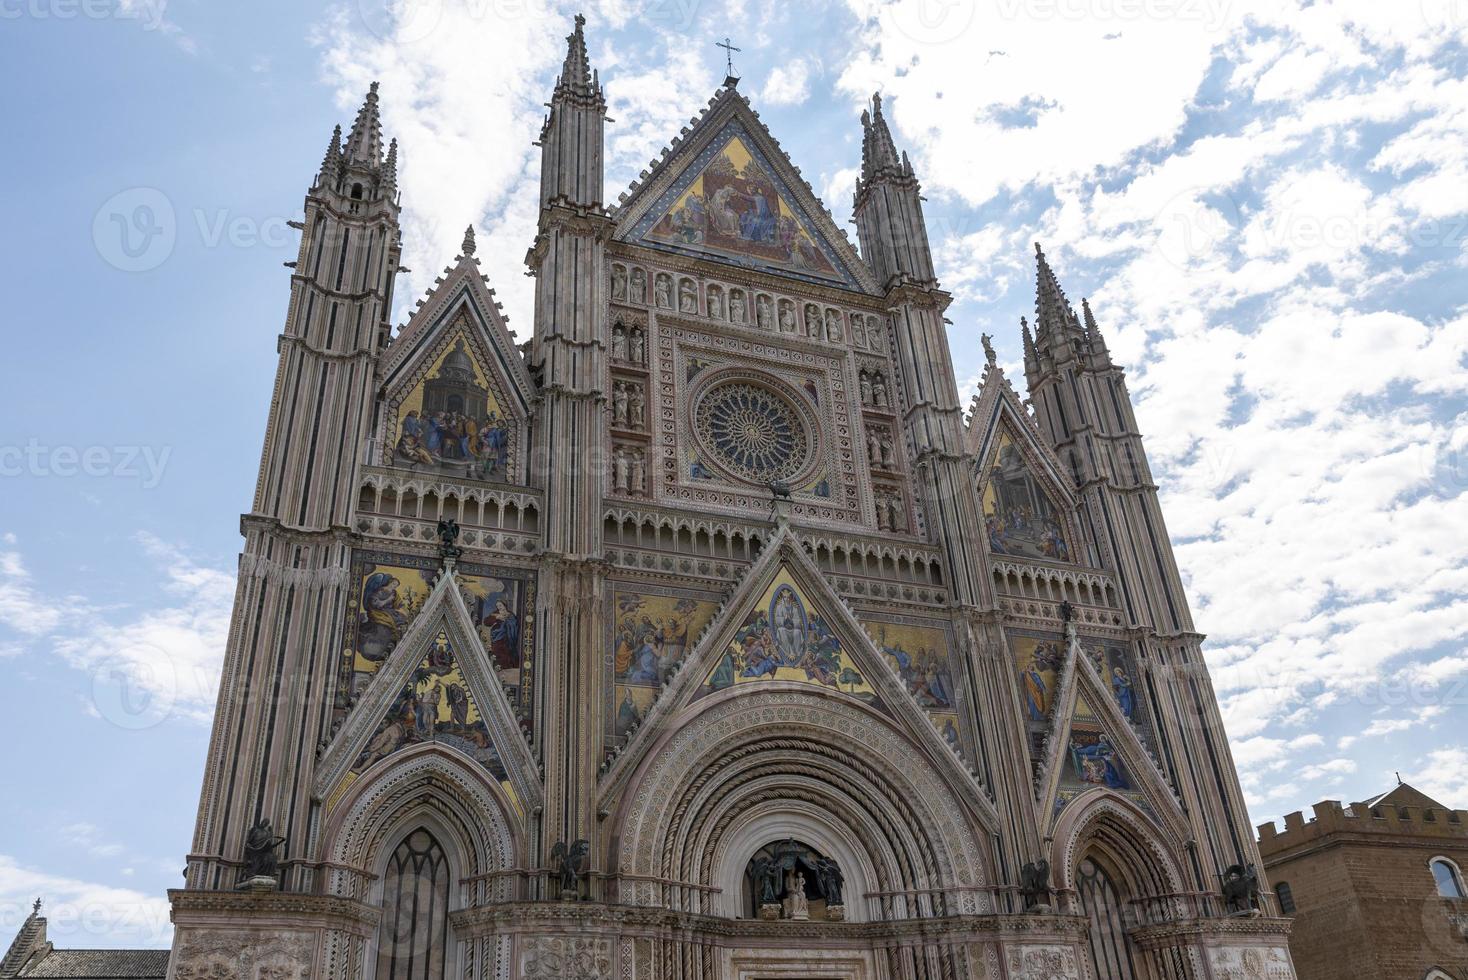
<box><xmin>745</xmin><ymin>839</ymin><xmax>846</xmax><ymax>921</ymax></box>
<box><xmin>610</xmin><ymin>320</ymin><xmax>646</xmax><ymax>364</ymax></box>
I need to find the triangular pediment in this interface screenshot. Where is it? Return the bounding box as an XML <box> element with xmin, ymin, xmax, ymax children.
<box><xmin>615</xmin><ymin>89</ymin><xmax>876</xmax><ymax>293</ymax></box>
<box><xmin>597</xmin><ymin>527</ymin><xmax>995</xmax><ymax>828</ymax></box>
<box><xmin>968</xmin><ymin>367</ymin><xmax>1080</xmax><ymax>564</ymax></box>
<box><xmin>317</xmin><ymin>565</ymin><xmax>542</xmax><ymax>818</ymax></box>
<box><xmin>1022</xmin><ymin>627</ymin><xmax>1185</xmax><ymax>840</ymax></box>
<box><xmin>378</xmin><ymin>249</ymin><xmax>535</xmax><ymax>483</ymax></box>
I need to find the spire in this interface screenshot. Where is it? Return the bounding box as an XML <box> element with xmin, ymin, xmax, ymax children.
<box><xmin>381</xmin><ymin>138</ymin><xmax>398</xmax><ymax>197</ymax></box>
<box><xmin>1081</xmin><ymin>296</ymin><xmax>1109</xmax><ymax>357</ymax></box>
<box><xmin>1033</xmin><ymin>241</ymin><xmax>1081</xmax><ymax>338</ymax></box>
<box><xmin>860</xmin><ymin>92</ymin><xmax>902</xmax><ymax>184</ymax></box>
<box><xmin>318</xmin><ymin>124</ymin><xmax>343</xmax><ymax>187</ymax></box>
<box><xmin>461</xmin><ymin>224</ymin><xmax>476</xmax><ymax>257</ymax></box>
<box><xmin>554</xmin><ymin>14</ymin><xmax>601</xmax><ymax>103</ymax></box>
<box><xmin>344</xmin><ymin>81</ymin><xmax>384</xmax><ymax>167</ymax></box>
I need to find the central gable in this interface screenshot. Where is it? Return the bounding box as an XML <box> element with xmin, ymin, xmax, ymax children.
<box><xmin>623</xmin><ymin>115</ymin><xmax>866</xmax><ymax>290</ymax></box>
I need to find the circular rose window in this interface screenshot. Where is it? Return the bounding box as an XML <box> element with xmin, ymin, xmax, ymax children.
<box><xmin>693</xmin><ymin>379</ymin><xmax>815</xmax><ymax>486</ymax></box>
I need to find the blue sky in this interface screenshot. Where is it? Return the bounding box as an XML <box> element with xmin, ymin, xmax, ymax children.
<box><xmin>1</xmin><ymin>0</ymin><xmax>1465</xmax><ymax>949</ymax></box>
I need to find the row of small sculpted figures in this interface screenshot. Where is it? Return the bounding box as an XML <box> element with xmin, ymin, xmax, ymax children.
<box><xmin>611</xmin><ymin>262</ymin><xmax>887</xmax><ymax>351</ymax></box>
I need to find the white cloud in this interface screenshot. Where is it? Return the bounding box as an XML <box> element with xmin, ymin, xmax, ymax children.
<box><xmin>0</xmin><ymin>855</ymin><xmax>173</xmax><ymax>948</ymax></box>
<box><xmin>314</xmin><ymin>4</ymin><xmax>716</xmax><ymax>336</ymax></box>
<box><xmin>2</xmin><ymin>533</ymin><xmax>233</xmax><ymax>725</ymax></box>
<box><xmin>1405</xmin><ymin>746</ymin><xmax>1468</xmax><ymax>808</ymax></box>
<box><xmin>762</xmin><ymin>58</ymin><xmax>812</xmax><ymax>106</ymax></box>
<box><xmin>0</xmin><ymin>540</ymin><xmax>65</xmax><ymax>636</ymax></box>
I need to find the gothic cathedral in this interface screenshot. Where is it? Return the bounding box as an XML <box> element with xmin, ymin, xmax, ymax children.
<box><xmin>167</xmin><ymin>17</ymin><xmax>1295</xmax><ymax>980</ymax></box>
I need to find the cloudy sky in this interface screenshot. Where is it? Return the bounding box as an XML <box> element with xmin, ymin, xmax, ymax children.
<box><xmin>2</xmin><ymin>0</ymin><xmax>1465</xmax><ymax>949</ymax></box>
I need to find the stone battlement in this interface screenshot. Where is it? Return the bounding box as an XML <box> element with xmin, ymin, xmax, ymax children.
<box><xmin>1257</xmin><ymin>798</ymin><xmax>1468</xmax><ymax>856</ymax></box>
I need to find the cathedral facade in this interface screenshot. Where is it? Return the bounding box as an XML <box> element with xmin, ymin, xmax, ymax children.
<box><xmin>166</xmin><ymin>18</ymin><xmax>1295</xmax><ymax>980</ymax></box>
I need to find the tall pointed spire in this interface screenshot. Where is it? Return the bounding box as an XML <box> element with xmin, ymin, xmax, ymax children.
<box><xmin>344</xmin><ymin>81</ymin><xmax>384</xmax><ymax>167</ymax></box>
<box><xmin>859</xmin><ymin>92</ymin><xmax>902</xmax><ymax>184</ymax></box>
<box><xmin>381</xmin><ymin>138</ymin><xmax>398</xmax><ymax>197</ymax></box>
<box><xmin>1033</xmin><ymin>241</ymin><xmax>1081</xmax><ymax>338</ymax></box>
<box><xmin>554</xmin><ymin>13</ymin><xmax>601</xmax><ymax>103</ymax></box>
<box><xmin>318</xmin><ymin>124</ymin><xmax>343</xmax><ymax>188</ymax></box>
<box><xmin>1081</xmin><ymin>296</ymin><xmax>1110</xmax><ymax>359</ymax></box>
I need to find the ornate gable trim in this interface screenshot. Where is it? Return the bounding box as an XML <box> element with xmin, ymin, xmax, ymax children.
<box><xmin>1034</xmin><ymin>626</ymin><xmax>1186</xmax><ymax>843</ymax></box>
<box><xmin>315</xmin><ymin>567</ymin><xmax>542</xmax><ymax>815</ymax></box>
<box><xmin>376</xmin><ymin>275</ymin><xmax>532</xmax><ymax>483</ymax></box>
<box><xmin>612</xmin><ymin>86</ymin><xmax>878</xmax><ymax>294</ymax></box>
<box><xmin>967</xmin><ymin>363</ymin><xmax>1083</xmax><ymax>564</ymax></box>
<box><xmin>597</xmin><ymin>525</ymin><xmax>997</xmax><ymax>830</ymax></box>
<box><xmin>383</xmin><ymin>254</ymin><xmax>535</xmax><ymax>415</ymax></box>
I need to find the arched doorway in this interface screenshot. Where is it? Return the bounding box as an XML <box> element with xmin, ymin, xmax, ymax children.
<box><xmin>375</xmin><ymin>828</ymin><xmax>452</xmax><ymax>980</ymax></box>
<box><xmin>1076</xmin><ymin>854</ymin><xmax>1138</xmax><ymax>980</ymax></box>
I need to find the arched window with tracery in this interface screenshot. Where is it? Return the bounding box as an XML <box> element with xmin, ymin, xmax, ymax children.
<box><xmin>375</xmin><ymin>828</ymin><xmax>452</xmax><ymax>980</ymax></box>
<box><xmin>1077</xmin><ymin>856</ymin><xmax>1137</xmax><ymax>980</ymax></box>
<box><xmin>1430</xmin><ymin>857</ymin><xmax>1465</xmax><ymax>898</ymax></box>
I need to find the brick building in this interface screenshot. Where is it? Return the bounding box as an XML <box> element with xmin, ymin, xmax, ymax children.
<box><xmin>1257</xmin><ymin>783</ymin><xmax>1468</xmax><ymax>980</ymax></box>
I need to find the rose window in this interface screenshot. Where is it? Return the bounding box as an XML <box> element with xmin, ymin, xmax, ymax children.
<box><xmin>694</xmin><ymin>381</ymin><xmax>812</xmax><ymax>485</ymax></box>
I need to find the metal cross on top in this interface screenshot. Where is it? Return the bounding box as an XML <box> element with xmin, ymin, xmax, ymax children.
<box><xmin>716</xmin><ymin>36</ymin><xmax>741</xmax><ymax>80</ymax></box>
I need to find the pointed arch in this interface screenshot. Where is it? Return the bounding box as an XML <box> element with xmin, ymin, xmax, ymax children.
<box><xmin>1051</xmin><ymin>790</ymin><xmax>1188</xmax><ymax>924</ymax></box>
<box><xmin>374</xmin><ymin>827</ymin><xmax>453</xmax><ymax>980</ymax></box>
<box><xmin>319</xmin><ymin>743</ymin><xmax>522</xmax><ymax>906</ymax></box>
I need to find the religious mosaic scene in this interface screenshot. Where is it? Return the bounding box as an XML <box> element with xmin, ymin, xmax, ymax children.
<box><xmin>118</xmin><ymin>17</ymin><xmax>1300</xmax><ymax>980</ymax></box>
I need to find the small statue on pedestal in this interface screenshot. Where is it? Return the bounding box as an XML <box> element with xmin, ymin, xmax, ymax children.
<box><xmin>783</xmin><ymin>871</ymin><xmax>809</xmax><ymax>920</ymax></box>
<box><xmin>1221</xmin><ymin>863</ymin><xmax>1261</xmax><ymax>915</ymax></box>
<box><xmin>1020</xmin><ymin>858</ymin><xmax>1052</xmax><ymax>912</ymax></box>
<box><xmin>239</xmin><ymin>818</ymin><xmax>285</xmax><ymax>889</ymax></box>
<box><xmin>551</xmin><ymin>839</ymin><xmax>590</xmax><ymax>900</ymax></box>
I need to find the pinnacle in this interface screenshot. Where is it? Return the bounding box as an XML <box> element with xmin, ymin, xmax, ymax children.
<box><xmin>382</xmin><ymin>138</ymin><xmax>399</xmax><ymax>195</ymax></box>
<box><xmin>1032</xmin><ymin>240</ymin><xmax>1080</xmax><ymax>339</ymax></box>
<box><xmin>318</xmin><ymin>124</ymin><xmax>343</xmax><ymax>185</ymax></box>
<box><xmin>860</xmin><ymin>91</ymin><xmax>902</xmax><ymax>184</ymax></box>
<box><xmin>461</xmin><ymin>224</ymin><xmax>477</xmax><ymax>257</ymax></box>
<box><xmin>344</xmin><ymin>81</ymin><xmax>385</xmax><ymax>167</ymax></box>
<box><xmin>554</xmin><ymin>12</ymin><xmax>600</xmax><ymax>102</ymax></box>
